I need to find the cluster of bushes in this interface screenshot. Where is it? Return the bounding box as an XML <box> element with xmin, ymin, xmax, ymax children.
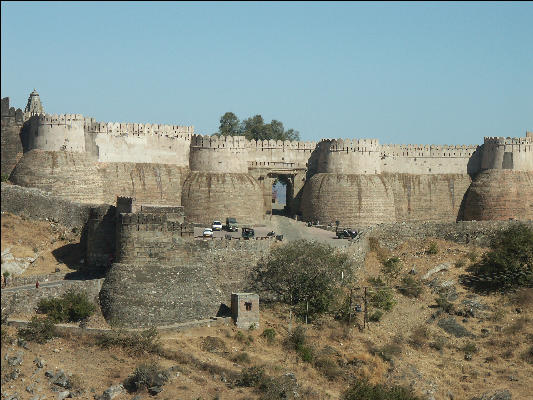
<box><xmin>37</xmin><ymin>290</ymin><xmax>96</xmax><ymax>323</ymax></box>
<box><xmin>124</xmin><ymin>362</ymin><xmax>169</xmax><ymax>394</ymax></box>
<box><xmin>95</xmin><ymin>327</ymin><xmax>161</xmax><ymax>355</ymax></box>
<box><xmin>343</xmin><ymin>379</ymin><xmax>421</xmax><ymax>400</ymax></box>
<box><xmin>251</xmin><ymin>240</ymin><xmax>352</xmax><ymax>321</ymax></box>
<box><xmin>465</xmin><ymin>224</ymin><xmax>533</xmax><ymax>292</ymax></box>
<box><xmin>236</xmin><ymin>365</ymin><xmax>304</xmax><ymax>400</ymax></box>
<box><xmin>18</xmin><ymin>316</ymin><xmax>57</xmax><ymax>343</ymax></box>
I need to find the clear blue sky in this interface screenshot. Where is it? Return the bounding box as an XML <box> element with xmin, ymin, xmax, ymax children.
<box><xmin>2</xmin><ymin>2</ymin><xmax>532</xmax><ymax>145</ymax></box>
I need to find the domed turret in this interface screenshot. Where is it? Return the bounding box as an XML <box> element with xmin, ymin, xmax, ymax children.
<box><xmin>24</xmin><ymin>89</ymin><xmax>44</xmax><ymax>115</ymax></box>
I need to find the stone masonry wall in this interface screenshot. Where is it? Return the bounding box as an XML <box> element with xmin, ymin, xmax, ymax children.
<box><xmin>462</xmin><ymin>170</ymin><xmax>533</xmax><ymax>221</ymax></box>
<box><xmin>1</xmin><ymin>279</ymin><xmax>104</xmax><ymax>316</ymax></box>
<box><xmin>1</xmin><ymin>98</ymin><xmax>24</xmax><ymax>176</ymax></box>
<box><xmin>1</xmin><ymin>183</ymin><xmax>96</xmax><ymax>231</ymax></box>
<box><xmin>99</xmin><ymin>239</ymin><xmax>273</xmax><ymax>327</ymax></box>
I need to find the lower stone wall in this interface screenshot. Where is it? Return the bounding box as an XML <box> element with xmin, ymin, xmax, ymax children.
<box><xmin>300</xmin><ymin>173</ymin><xmax>472</xmax><ymax>226</ymax></box>
<box><xmin>181</xmin><ymin>172</ymin><xmax>265</xmax><ymax>225</ymax></box>
<box><xmin>10</xmin><ymin>150</ymin><xmax>105</xmax><ymax>204</ymax></box>
<box><xmin>1</xmin><ymin>118</ymin><xmax>23</xmax><ymax>176</ymax></box>
<box><xmin>1</xmin><ymin>182</ymin><xmax>95</xmax><ymax>231</ymax></box>
<box><xmin>99</xmin><ymin>163</ymin><xmax>188</xmax><ymax>205</ymax></box>
<box><xmin>99</xmin><ymin>239</ymin><xmax>273</xmax><ymax>327</ymax></box>
<box><xmin>1</xmin><ymin>279</ymin><xmax>104</xmax><ymax>316</ymax></box>
<box><xmin>462</xmin><ymin>170</ymin><xmax>533</xmax><ymax>221</ymax></box>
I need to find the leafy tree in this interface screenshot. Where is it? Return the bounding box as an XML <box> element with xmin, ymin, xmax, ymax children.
<box><xmin>250</xmin><ymin>240</ymin><xmax>352</xmax><ymax>319</ymax></box>
<box><xmin>466</xmin><ymin>224</ymin><xmax>533</xmax><ymax>292</ymax></box>
<box><xmin>217</xmin><ymin>112</ymin><xmax>241</xmax><ymax>136</ymax></box>
<box><xmin>213</xmin><ymin>112</ymin><xmax>300</xmax><ymax>141</ymax></box>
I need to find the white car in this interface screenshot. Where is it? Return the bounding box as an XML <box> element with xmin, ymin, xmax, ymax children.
<box><xmin>212</xmin><ymin>221</ymin><xmax>223</xmax><ymax>231</ymax></box>
<box><xmin>203</xmin><ymin>228</ymin><xmax>213</xmax><ymax>238</ymax></box>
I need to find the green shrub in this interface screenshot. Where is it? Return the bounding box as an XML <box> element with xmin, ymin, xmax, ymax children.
<box><xmin>467</xmin><ymin>250</ymin><xmax>479</xmax><ymax>262</ymax></box>
<box><xmin>370</xmin><ymin>287</ymin><xmax>396</xmax><ymax>311</ymax></box>
<box><xmin>95</xmin><ymin>327</ymin><xmax>161</xmax><ymax>355</ymax></box>
<box><xmin>124</xmin><ymin>362</ymin><xmax>169</xmax><ymax>392</ymax></box>
<box><xmin>261</xmin><ymin>328</ymin><xmax>276</xmax><ymax>344</ymax></box>
<box><xmin>426</xmin><ymin>242</ymin><xmax>439</xmax><ymax>255</ymax></box>
<box><xmin>37</xmin><ymin>290</ymin><xmax>96</xmax><ymax>323</ymax></box>
<box><xmin>251</xmin><ymin>240</ymin><xmax>352</xmax><ymax>320</ymax></box>
<box><xmin>435</xmin><ymin>294</ymin><xmax>454</xmax><ymax>313</ymax></box>
<box><xmin>287</xmin><ymin>326</ymin><xmax>314</xmax><ymax>362</ymax></box>
<box><xmin>231</xmin><ymin>352</ymin><xmax>251</xmax><ymax>364</ymax></box>
<box><xmin>18</xmin><ymin>316</ymin><xmax>57</xmax><ymax>343</ymax></box>
<box><xmin>398</xmin><ymin>276</ymin><xmax>423</xmax><ymax>298</ymax></box>
<box><xmin>368</xmin><ymin>310</ymin><xmax>383</xmax><ymax>322</ymax></box>
<box><xmin>314</xmin><ymin>356</ymin><xmax>342</xmax><ymax>381</ymax></box>
<box><xmin>256</xmin><ymin>374</ymin><xmax>300</xmax><ymax>400</ymax></box>
<box><xmin>235</xmin><ymin>330</ymin><xmax>254</xmax><ymax>345</ymax></box>
<box><xmin>343</xmin><ymin>379</ymin><xmax>421</xmax><ymax>400</ymax></box>
<box><xmin>237</xmin><ymin>366</ymin><xmax>265</xmax><ymax>387</ymax></box>
<box><xmin>382</xmin><ymin>257</ymin><xmax>402</xmax><ymax>280</ymax></box>
<box><xmin>455</xmin><ymin>258</ymin><xmax>467</xmax><ymax>268</ymax></box>
<box><xmin>466</xmin><ymin>224</ymin><xmax>533</xmax><ymax>292</ymax></box>
<box><xmin>1</xmin><ymin>173</ymin><xmax>9</xmax><ymax>183</ymax></box>
<box><xmin>462</xmin><ymin>342</ymin><xmax>478</xmax><ymax>355</ymax></box>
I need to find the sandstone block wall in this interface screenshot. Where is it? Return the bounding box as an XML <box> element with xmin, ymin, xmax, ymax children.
<box><xmin>300</xmin><ymin>173</ymin><xmax>396</xmax><ymax>225</ymax></box>
<box><xmin>99</xmin><ymin>163</ymin><xmax>189</xmax><ymax>205</ymax></box>
<box><xmin>1</xmin><ymin>279</ymin><xmax>104</xmax><ymax>316</ymax></box>
<box><xmin>181</xmin><ymin>172</ymin><xmax>264</xmax><ymax>225</ymax></box>
<box><xmin>99</xmin><ymin>239</ymin><xmax>272</xmax><ymax>327</ymax></box>
<box><xmin>1</xmin><ymin>98</ymin><xmax>24</xmax><ymax>176</ymax></box>
<box><xmin>10</xmin><ymin>150</ymin><xmax>105</xmax><ymax>204</ymax></box>
<box><xmin>0</xmin><ymin>183</ymin><xmax>95</xmax><ymax>231</ymax></box>
<box><xmin>462</xmin><ymin>170</ymin><xmax>533</xmax><ymax>221</ymax></box>
<box><xmin>300</xmin><ymin>173</ymin><xmax>473</xmax><ymax>226</ymax></box>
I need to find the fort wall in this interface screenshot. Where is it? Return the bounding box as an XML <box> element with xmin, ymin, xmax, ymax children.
<box><xmin>316</xmin><ymin>139</ymin><xmax>382</xmax><ymax>174</ymax></box>
<box><xmin>1</xmin><ymin>98</ymin><xmax>24</xmax><ymax>175</ymax></box>
<box><xmin>481</xmin><ymin>137</ymin><xmax>533</xmax><ymax>171</ymax></box>
<box><xmin>189</xmin><ymin>134</ymin><xmax>249</xmax><ymax>173</ymax></box>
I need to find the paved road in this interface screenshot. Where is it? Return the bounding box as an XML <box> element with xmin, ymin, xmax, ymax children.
<box><xmin>1</xmin><ymin>280</ymin><xmax>64</xmax><ymax>292</ymax></box>
<box><xmin>195</xmin><ymin>215</ymin><xmax>353</xmax><ymax>248</ymax></box>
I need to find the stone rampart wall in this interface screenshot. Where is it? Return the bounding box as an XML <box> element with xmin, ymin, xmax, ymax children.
<box><xmin>300</xmin><ymin>173</ymin><xmax>473</xmax><ymax>226</ymax></box>
<box><xmin>481</xmin><ymin>137</ymin><xmax>533</xmax><ymax>171</ymax></box>
<box><xmin>99</xmin><ymin>239</ymin><xmax>273</xmax><ymax>327</ymax></box>
<box><xmin>1</xmin><ymin>99</ymin><xmax>24</xmax><ymax>175</ymax></box>
<box><xmin>99</xmin><ymin>162</ymin><xmax>189</xmax><ymax>205</ymax></box>
<box><xmin>1</xmin><ymin>279</ymin><xmax>104</xmax><ymax>316</ymax></box>
<box><xmin>0</xmin><ymin>182</ymin><xmax>95</xmax><ymax>230</ymax></box>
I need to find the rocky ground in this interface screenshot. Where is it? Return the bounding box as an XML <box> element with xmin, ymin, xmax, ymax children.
<box><xmin>1</xmin><ymin>212</ymin><xmax>532</xmax><ymax>400</ymax></box>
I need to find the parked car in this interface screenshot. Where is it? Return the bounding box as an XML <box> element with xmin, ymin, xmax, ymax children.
<box><xmin>336</xmin><ymin>228</ymin><xmax>358</xmax><ymax>239</ymax></box>
<box><xmin>225</xmin><ymin>217</ymin><xmax>238</xmax><ymax>232</ymax></box>
<box><xmin>241</xmin><ymin>227</ymin><xmax>255</xmax><ymax>239</ymax></box>
<box><xmin>203</xmin><ymin>228</ymin><xmax>213</xmax><ymax>238</ymax></box>
<box><xmin>212</xmin><ymin>220</ymin><xmax>223</xmax><ymax>231</ymax></box>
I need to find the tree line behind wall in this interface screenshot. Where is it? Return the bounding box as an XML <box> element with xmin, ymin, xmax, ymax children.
<box><xmin>212</xmin><ymin>112</ymin><xmax>300</xmax><ymax>142</ymax></box>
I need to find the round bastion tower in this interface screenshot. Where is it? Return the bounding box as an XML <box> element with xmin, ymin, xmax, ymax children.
<box><xmin>10</xmin><ymin>90</ymin><xmax>105</xmax><ymax>203</ymax></box>
<box><xmin>300</xmin><ymin>138</ymin><xmax>396</xmax><ymax>225</ymax></box>
<box><xmin>462</xmin><ymin>135</ymin><xmax>533</xmax><ymax>221</ymax></box>
<box><xmin>181</xmin><ymin>135</ymin><xmax>264</xmax><ymax>225</ymax></box>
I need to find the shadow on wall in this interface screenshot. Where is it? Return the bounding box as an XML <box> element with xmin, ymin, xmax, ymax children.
<box><xmin>467</xmin><ymin>146</ymin><xmax>483</xmax><ymax>179</ymax></box>
<box><xmin>216</xmin><ymin>303</ymin><xmax>232</xmax><ymax>317</ymax></box>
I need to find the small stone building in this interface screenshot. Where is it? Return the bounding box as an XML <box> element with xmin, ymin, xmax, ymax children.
<box><xmin>231</xmin><ymin>293</ymin><xmax>259</xmax><ymax>329</ymax></box>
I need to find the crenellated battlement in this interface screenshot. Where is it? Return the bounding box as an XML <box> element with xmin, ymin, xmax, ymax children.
<box><xmin>37</xmin><ymin>113</ymin><xmax>85</xmax><ymax>124</ymax></box>
<box><xmin>325</xmin><ymin>138</ymin><xmax>381</xmax><ymax>152</ymax></box>
<box><xmin>381</xmin><ymin>144</ymin><xmax>479</xmax><ymax>158</ymax></box>
<box><xmin>85</xmin><ymin>119</ymin><xmax>194</xmax><ymax>139</ymax></box>
<box><xmin>484</xmin><ymin>136</ymin><xmax>533</xmax><ymax>145</ymax></box>
<box><xmin>191</xmin><ymin>134</ymin><xmax>248</xmax><ymax>149</ymax></box>
<box><xmin>247</xmin><ymin>138</ymin><xmax>317</xmax><ymax>150</ymax></box>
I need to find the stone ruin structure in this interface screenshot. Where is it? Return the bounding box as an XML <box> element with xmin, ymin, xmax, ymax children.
<box><xmin>2</xmin><ymin>90</ymin><xmax>533</xmax><ymax>226</ymax></box>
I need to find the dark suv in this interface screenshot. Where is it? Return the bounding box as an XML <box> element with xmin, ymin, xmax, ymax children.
<box><xmin>241</xmin><ymin>227</ymin><xmax>255</xmax><ymax>239</ymax></box>
<box><xmin>336</xmin><ymin>228</ymin><xmax>358</xmax><ymax>239</ymax></box>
